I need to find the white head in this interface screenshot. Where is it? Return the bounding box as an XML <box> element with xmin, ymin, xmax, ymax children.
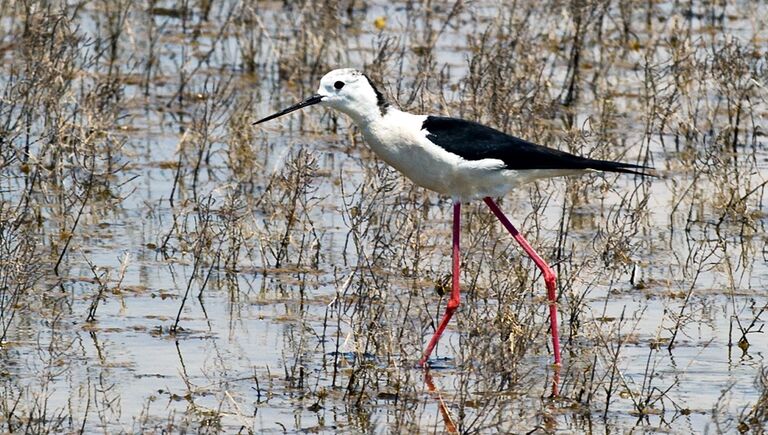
<box><xmin>254</xmin><ymin>68</ymin><xmax>388</xmax><ymax>126</ymax></box>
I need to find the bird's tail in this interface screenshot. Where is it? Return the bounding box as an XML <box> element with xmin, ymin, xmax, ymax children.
<box><xmin>584</xmin><ymin>158</ymin><xmax>655</xmax><ymax>177</ymax></box>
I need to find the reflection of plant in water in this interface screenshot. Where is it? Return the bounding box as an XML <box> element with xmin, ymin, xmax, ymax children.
<box><xmin>259</xmin><ymin>147</ymin><xmax>321</xmax><ymax>270</ymax></box>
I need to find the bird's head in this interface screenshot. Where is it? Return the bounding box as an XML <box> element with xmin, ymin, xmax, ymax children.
<box><xmin>254</xmin><ymin>68</ymin><xmax>388</xmax><ymax>125</ymax></box>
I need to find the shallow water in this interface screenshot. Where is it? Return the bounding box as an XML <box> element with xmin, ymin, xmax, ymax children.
<box><xmin>1</xmin><ymin>0</ymin><xmax>766</xmax><ymax>433</ymax></box>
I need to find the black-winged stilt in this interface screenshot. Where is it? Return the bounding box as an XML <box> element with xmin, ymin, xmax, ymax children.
<box><xmin>255</xmin><ymin>68</ymin><xmax>651</xmax><ymax>369</ymax></box>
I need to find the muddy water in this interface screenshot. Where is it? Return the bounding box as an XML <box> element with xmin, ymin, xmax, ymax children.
<box><xmin>1</xmin><ymin>1</ymin><xmax>766</xmax><ymax>433</ymax></box>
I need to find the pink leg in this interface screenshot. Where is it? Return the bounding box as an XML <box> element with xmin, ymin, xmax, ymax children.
<box><xmin>483</xmin><ymin>197</ymin><xmax>562</xmax><ymax>366</ymax></box>
<box><xmin>419</xmin><ymin>201</ymin><xmax>461</xmax><ymax>367</ymax></box>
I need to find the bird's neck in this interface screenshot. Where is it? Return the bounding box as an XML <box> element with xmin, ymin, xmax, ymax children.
<box><xmin>337</xmin><ymin>97</ymin><xmax>390</xmax><ymax>126</ymax></box>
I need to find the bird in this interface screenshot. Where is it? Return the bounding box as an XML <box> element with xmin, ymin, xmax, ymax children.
<box><xmin>254</xmin><ymin>68</ymin><xmax>651</xmax><ymax>369</ymax></box>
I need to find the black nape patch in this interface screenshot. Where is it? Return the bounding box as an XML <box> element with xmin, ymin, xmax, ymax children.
<box><xmin>363</xmin><ymin>74</ymin><xmax>389</xmax><ymax>116</ymax></box>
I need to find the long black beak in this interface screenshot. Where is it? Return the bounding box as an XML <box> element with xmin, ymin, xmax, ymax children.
<box><xmin>253</xmin><ymin>94</ymin><xmax>324</xmax><ymax>124</ymax></box>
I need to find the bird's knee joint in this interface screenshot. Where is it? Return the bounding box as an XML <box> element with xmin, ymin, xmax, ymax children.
<box><xmin>447</xmin><ymin>299</ymin><xmax>460</xmax><ymax>310</ymax></box>
<box><xmin>544</xmin><ymin>272</ymin><xmax>557</xmax><ymax>286</ymax></box>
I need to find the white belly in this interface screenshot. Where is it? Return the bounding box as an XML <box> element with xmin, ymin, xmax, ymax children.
<box><xmin>359</xmin><ymin>110</ymin><xmax>579</xmax><ymax>200</ymax></box>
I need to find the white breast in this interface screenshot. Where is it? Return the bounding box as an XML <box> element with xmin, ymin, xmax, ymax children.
<box><xmin>357</xmin><ymin>109</ymin><xmax>538</xmax><ymax>200</ymax></box>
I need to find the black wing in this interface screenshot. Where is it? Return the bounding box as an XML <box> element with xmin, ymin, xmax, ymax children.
<box><xmin>422</xmin><ymin>116</ymin><xmax>649</xmax><ymax>176</ymax></box>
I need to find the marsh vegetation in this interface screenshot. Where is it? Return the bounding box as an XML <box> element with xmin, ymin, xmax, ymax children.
<box><xmin>0</xmin><ymin>0</ymin><xmax>766</xmax><ymax>433</ymax></box>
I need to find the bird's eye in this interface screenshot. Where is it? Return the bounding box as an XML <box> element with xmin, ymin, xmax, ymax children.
<box><xmin>334</xmin><ymin>81</ymin><xmax>345</xmax><ymax>90</ymax></box>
